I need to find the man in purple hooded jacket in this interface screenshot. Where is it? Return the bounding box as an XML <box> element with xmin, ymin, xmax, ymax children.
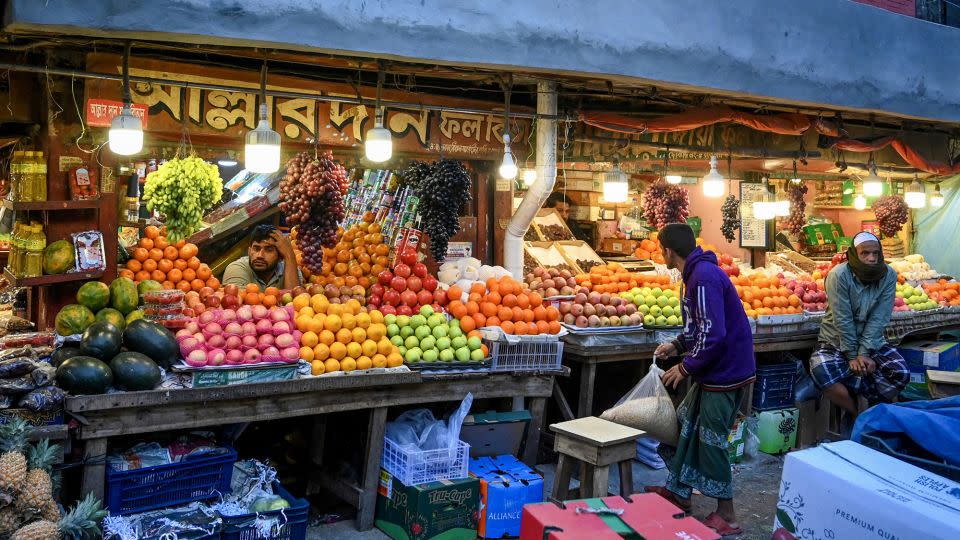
<box><xmin>645</xmin><ymin>223</ymin><xmax>755</xmax><ymax>537</ymax></box>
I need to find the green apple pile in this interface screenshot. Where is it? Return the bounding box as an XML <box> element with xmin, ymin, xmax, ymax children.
<box><xmin>385</xmin><ymin>305</ymin><xmax>485</xmax><ymax>363</ymax></box>
<box><xmin>895</xmin><ymin>283</ymin><xmax>938</xmax><ymax>312</ymax></box>
<box><xmin>621</xmin><ymin>286</ymin><xmax>683</xmax><ymax>327</ymax></box>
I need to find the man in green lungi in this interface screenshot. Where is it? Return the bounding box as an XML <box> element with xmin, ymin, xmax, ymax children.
<box><xmin>646</xmin><ymin>223</ymin><xmax>756</xmax><ymax>537</ymax></box>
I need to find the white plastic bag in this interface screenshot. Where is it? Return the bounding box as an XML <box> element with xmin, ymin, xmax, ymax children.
<box><xmin>601</xmin><ymin>364</ymin><xmax>679</xmax><ymax>445</ymax></box>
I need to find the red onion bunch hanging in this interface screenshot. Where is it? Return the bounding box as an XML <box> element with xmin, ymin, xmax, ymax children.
<box><xmin>872</xmin><ymin>195</ymin><xmax>909</xmax><ymax>237</ymax></box>
<box><xmin>641</xmin><ymin>181</ymin><xmax>690</xmax><ymax>231</ymax></box>
<box><xmin>279</xmin><ymin>150</ymin><xmax>349</xmax><ymax>272</ymax></box>
<box><xmin>786</xmin><ymin>182</ymin><xmax>808</xmax><ymax>234</ymax></box>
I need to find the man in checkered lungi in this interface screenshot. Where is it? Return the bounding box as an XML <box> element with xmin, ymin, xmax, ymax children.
<box><xmin>810</xmin><ymin>232</ymin><xmax>909</xmax><ymax>416</ymax></box>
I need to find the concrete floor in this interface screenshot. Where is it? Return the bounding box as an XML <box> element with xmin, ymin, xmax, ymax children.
<box><xmin>305</xmin><ymin>452</ymin><xmax>785</xmax><ymax>539</ymax></box>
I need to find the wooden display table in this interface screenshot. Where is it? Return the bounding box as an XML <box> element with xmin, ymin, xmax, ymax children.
<box><xmin>65</xmin><ymin>370</ymin><xmax>558</xmax><ymax>531</ymax></box>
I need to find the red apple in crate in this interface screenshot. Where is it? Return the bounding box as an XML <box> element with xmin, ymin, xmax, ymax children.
<box><xmin>380</xmin><ymin>305</ymin><xmax>397</xmax><ymax>316</ymax></box>
<box><xmin>223</xmin><ymin>284</ymin><xmax>239</xmax><ymax>297</ymax></box>
<box><xmin>369</xmin><ymin>283</ymin><xmax>385</xmax><ymax>298</ymax></box>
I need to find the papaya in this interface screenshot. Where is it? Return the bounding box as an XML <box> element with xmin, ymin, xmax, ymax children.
<box><xmin>137</xmin><ymin>279</ymin><xmax>163</xmax><ymax>299</ymax></box>
<box><xmin>54</xmin><ymin>304</ymin><xmax>96</xmax><ymax>336</ymax></box>
<box><xmin>42</xmin><ymin>239</ymin><xmax>75</xmax><ymax>275</ymax></box>
<box><xmin>77</xmin><ymin>281</ymin><xmax>110</xmax><ymax>312</ymax></box>
<box><xmin>95</xmin><ymin>308</ymin><xmax>126</xmax><ymax>332</ymax></box>
<box><xmin>109</xmin><ymin>277</ymin><xmax>139</xmax><ymax>314</ymax></box>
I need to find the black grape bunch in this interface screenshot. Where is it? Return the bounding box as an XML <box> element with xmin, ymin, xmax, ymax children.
<box><xmin>414</xmin><ymin>160</ymin><xmax>472</xmax><ymax>262</ymax></box>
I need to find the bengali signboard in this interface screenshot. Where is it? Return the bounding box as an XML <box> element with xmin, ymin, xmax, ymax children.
<box><xmin>84</xmin><ymin>99</ymin><xmax>149</xmax><ymax>128</ymax></box>
<box><xmin>84</xmin><ymin>53</ymin><xmax>528</xmax><ymax>158</ymax></box>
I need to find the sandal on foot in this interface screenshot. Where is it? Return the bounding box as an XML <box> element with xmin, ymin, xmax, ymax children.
<box><xmin>643</xmin><ymin>486</ymin><xmax>692</xmax><ymax>513</ymax></box>
<box><xmin>703</xmin><ymin>512</ymin><xmax>743</xmax><ymax>537</ymax></box>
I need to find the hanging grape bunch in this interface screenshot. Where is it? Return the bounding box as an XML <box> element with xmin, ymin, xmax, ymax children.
<box><xmin>396</xmin><ymin>160</ymin><xmax>433</xmax><ymax>192</ymax></box>
<box><xmin>641</xmin><ymin>181</ymin><xmax>690</xmax><ymax>230</ymax></box>
<box><xmin>415</xmin><ymin>159</ymin><xmax>472</xmax><ymax>262</ymax></box>
<box><xmin>143</xmin><ymin>155</ymin><xmax>223</xmax><ymax>242</ymax></box>
<box><xmin>872</xmin><ymin>195</ymin><xmax>909</xmax><ymax>237</ymax></box>
<box><xmin>279</xmin><ymin>150</ymin><xmax>349</xmax><ymax>273</ymax></box>
<box><xmin>720</xmin><ymin>195</ymin><xmax>741</xmax><ymax>242</ymax></box>
<box><xmin>786</xmin><ymin>182</ymin><xmax>808</xmax><ymax>234</ymax></box>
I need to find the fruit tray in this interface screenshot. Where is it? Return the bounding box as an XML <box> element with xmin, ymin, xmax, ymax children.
<box><xmin>560</xmin><ymin>323</ymin><xmax>646</xmax><ymax>335</ymax></box>
<box><xmin>405</xmin><ymin>359</ymin><xmax>491</xmax><ymax>371</ymax></box>
<box><xmin>643</xmin><ymin>324</ymin><xmax>684</xmax><ymax>330</ymax></box>
<box><xmin>171</xmin><ymin>361</ymin><xmax>299</xmax><ymax>388</ymax></box>
<box><xmin>479</xmin><ymin>325</ymin><xmax>567</xmax><ymax>343</ymax></box>
<box><xmin>755</xmin><ymin>313</ymin><xmax>806</xmax><ymax>326</ymax></box>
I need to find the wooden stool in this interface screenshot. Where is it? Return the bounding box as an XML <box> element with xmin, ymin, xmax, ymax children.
<box><xmin>549</xmin><ymin>417</ymin><xmax>644</xmax><ymax>503</ymax></box>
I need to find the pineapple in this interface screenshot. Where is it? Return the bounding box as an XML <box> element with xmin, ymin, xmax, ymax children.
<box><xmin>0</xmin><ymin>418</ymin><xmax>31</xmax><ymax>494</ymax></box>
<box><xmin>40</xmin><ymin>499</ymin><xmax>61</xmax><ymax>523</ymax></box>
<box><xmin>10</xmin><ymin>493</ymin><xmax>107</xmax><ymax>540</ymax></box>
<box><xmin>17</xmin><ymin>439</ymin><xmax>60</xmax><ymax>513</ymax></box>
<box><xmin>0</xmin><ymin>506</ymin><xmax>24</xmax><ymax>535</ymax></box>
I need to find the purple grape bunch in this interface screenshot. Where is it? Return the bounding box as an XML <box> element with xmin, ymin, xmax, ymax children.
<box><xmin>720</xmin><ymin>194</ymin><xmax>740</xmax><ymax>242</ymax></box>
<box><xmin>641</xmin><ymin>181</ymin><xmax>690</xmax><ymax>231</ymax></box>
<box><xmin>407</xmin><ymin>160</ymin><xmax>472</xmax><ymax>262</ymax></box>
<box><xmin>872</xmin><ymin>195</ymin><xmax>909</xmax><ymax>237</ymax></box>
<box><xmin>786</xmin><ymin>182</ymin><xmax>808</xmax><ymax>234</ymax></box>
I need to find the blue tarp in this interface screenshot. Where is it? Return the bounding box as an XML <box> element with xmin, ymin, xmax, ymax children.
<box><xmin>851</xmin><ymin>396</ymin><xmax>960</xmax><ymax>466</ymax></box>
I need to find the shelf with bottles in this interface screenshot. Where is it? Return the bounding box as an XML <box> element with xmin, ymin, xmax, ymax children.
<box><xmin>3</xmin><ymin>267</ymin><xmax>104</xmax><ymax>287</ymax></box>
<box><xmin>8</xmin><ymin>150</ymin><xmax>48</xmax><ymax>204</ymax></box>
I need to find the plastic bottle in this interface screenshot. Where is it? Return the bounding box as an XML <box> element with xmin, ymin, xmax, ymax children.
<box><xmin>24</xmin><ymin>223</ymin><xmax>45</xmax><ymax>277</ymax></box>
<box><xmin>8</xmin><ymin>222</ymin><xmax>21</xmax><ymax>276</ymax></box>
<box><xmin>9</xmin><ymin>151</ymin><xmax>24</xmax><ymax>201</ymax></box>
<box><xmin>20</xmin><ymin>152</ymin><xmax>36</xmax><ymax>202</ymax></box>
<box><xmin>124</xmin><ymin>173</ymin><xmax>140</xmax><ymax>223</ymax></box>
<box><xmin>33</xmin><ymin>151</ymin><xmax>47</xmax><ymax>201</ymax></box>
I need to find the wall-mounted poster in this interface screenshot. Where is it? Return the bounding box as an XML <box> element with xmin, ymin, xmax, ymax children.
<box><xmin>739</xmin><ymin>181</ymin><xmax>773</xmax><ymax>249</ymax></box>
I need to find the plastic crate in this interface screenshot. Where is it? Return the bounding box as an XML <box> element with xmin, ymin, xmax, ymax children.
<box><xmin>381</xmin><ymin>436</ymin><xmax>470</xmax><ymax>485</ymax></box>
<box><xmin>860</xmin><ymin>431</ymin><xmax>960</xmax><ymax>482</ymax></box>
<box><xmin>486</xmin><ymin>339</ymin><xmax>563</xmax><ymax>372</ymax></box>
<box><xmin>752</xmin><ymin>362</ymin><xmax>797</xmax><ymax>411</ymax></box>
<box><xmin>221</xmin><ymin>483</ymin><xmax>309</xmax><ymax>540</ymax></box>
<box><xmin>106</xmin><ymin>447</ymin><xmax>237</xmax><ymax>515</ymax></box>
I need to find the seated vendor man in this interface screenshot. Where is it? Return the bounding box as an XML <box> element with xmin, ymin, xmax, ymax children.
<box><xmin>810</xmin><ymin>231</ymin><xmax>909</xmax><ymax>416</ymax></box>
<box><xmin>222</xmin><ymin>224</ymin><xmax>301</xmax><ymax>291</ymax></box>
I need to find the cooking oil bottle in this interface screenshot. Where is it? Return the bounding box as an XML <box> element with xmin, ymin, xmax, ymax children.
<box><xmin>32</xmin><ymin>151</ymin><xmax>46</xmax><ymax>201</ymax></box>
<box><xmin>9</xmin><ymin>151</ymin><xmax>25</xmax><ymax>201</ymax></box>
<box><xmin>23</xmin><ymin>222</ymin><xmax>45</xmax><ymax>277</ymax></box>
<box><xmin>7</xmin><ymin>222</ymin><xmax>21</xmax><ymax>275</ymax></box>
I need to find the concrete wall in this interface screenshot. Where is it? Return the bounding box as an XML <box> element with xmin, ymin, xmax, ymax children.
<box><xmin>5</xmin><ymin>0</ymin><xmax>960</xmax><ymax>122</ymax></box>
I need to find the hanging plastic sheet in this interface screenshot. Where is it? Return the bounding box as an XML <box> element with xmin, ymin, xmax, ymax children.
<box><xmin>912</xmin><ymin>175</ymin><xmax>960</xmax><ymax>276</ymax></box>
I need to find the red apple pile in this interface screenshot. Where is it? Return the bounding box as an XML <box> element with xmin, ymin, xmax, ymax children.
<box><xmin>524</xmin><ymin>266</ymin><xmax>577</xmax><ymax>297</ymax></box>
<box><xmin>366</xmin><ymin>249</ymin><xmax>447</xmax><ymax>316</ymax></box>
<box><xmin>559</xmin><ymin>287</ymin><xmax>642</xmax><ymax>328</ymax></box>
<box><xmin>718</xmin><ymin>253</ymin><xmax>740</xmax><ymax>277</ymax></box>
<box><xmin>784</xmin><ymin>278</ymin><xmax>828</xmax><ymax>312</ymax></box>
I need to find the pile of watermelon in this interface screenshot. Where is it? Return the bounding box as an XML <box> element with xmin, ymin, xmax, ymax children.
<box><xmin>52</xmin><ymin>277</ymin><xmax>178</xmax><ymax>395</ymax></box>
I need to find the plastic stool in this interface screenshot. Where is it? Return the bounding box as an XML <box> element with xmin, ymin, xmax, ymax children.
<box><xmin>549</xmin><ymin>416</ymin><xmax>644</xmax><ymax>503</ymax></box>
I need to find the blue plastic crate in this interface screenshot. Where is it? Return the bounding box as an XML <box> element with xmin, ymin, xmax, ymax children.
<box><xmin>221</xmin><ymin>483</ymin><xmax>309</xmax><ymax>540</ymax></box>
<box><xmin>106</xmin><ymin>447</ymin><xmax>237</xmax><ymax>515</ymax></box>
<box><xmin>752</xmin><ymin>363</ymin><xmax>797</xmax><ymax>411</ymax></box>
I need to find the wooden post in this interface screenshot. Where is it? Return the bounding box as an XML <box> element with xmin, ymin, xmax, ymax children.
<box><xmin>522</xmin><ymin>396</ymin><xmax>547</xmax><ymax>467</ymax></box>
<box><xmin>578</xmin><ymin>363</ymin><xmax>597</xmax><ymax>418</ymax></box>
<box><xmin>80</xmin><ymin>438</ymin><xmax>108</xmax><ymax>501</ymax></box>
<box><xmin>357</xmin><ymin>406</ymin><xmax>388</xmax><ymax>531</ymax></box>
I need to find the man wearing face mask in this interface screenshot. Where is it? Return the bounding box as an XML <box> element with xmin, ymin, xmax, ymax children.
<box><xmin>810</xmin><ymin>231</ymin><xmax>908</xmax><ymax>416</ymax></box>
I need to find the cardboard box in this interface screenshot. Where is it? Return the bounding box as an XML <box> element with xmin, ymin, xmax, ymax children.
<box><xmin>774</xmin><ymin>441</ymin><xmax>960</xmax><ymax>539</ymax></box>
<box><xmin>469</xmin><ymin>455</ymin><xmax>543</xmax><ymax>538</ymax></box>
<box><xmin>375</xmin><ymin>470</ymin><xmax>479</xmax><ymax>540</ymax></box>
<box><xmin>728</xmin><ymin>413</ymin><xmax>746</xmax><ymax>464</ymax></box>
<box><xmin>898</xmin><ymin>340</ymin><xmax>960</xmax><ymax>384</ymax></box>
<box><xmin>521</xmin><ymin>495</ymin><xmax>719</xmax><ymax>540</ymax></box>
<box><xmin>460</xmin><ymin>410</ymin><xmax>531</xmax><ymax>458</ymax></box>
<box><xmin>802</xmin><ymin>223</ymin><xmax>844</xmax><ymax>246</ymax></box>
<box><xmin>599</xmin><ymin>238</ymin><xmax>639</xmax><ymax>255</ymax></box>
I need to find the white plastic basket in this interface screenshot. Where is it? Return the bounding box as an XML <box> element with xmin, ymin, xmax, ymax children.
<box><xmin>487</xmin><ymin>339</ymin><xmax>563</xmax><ymax>372</ymax></box>
<box><xmin>381</xmin><ymin>437</ymin><xmax>470</xmax><ymax>485</ymax></box>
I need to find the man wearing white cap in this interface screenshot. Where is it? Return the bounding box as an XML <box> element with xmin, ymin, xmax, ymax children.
<box><xmin>810</xmin><ymin>231</ymin><xmax>908</xmax><ymax>419</ymax></box>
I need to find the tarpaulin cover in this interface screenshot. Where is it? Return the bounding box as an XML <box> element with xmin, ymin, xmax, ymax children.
<box><xmin>851</xmin><ymin>395</ymin><xmax>960</xmax><ymax>466</ymax></box>
<box><xmin>912</xmin><ymin>174</ymin><xmax>960</xmax><ymax>276</ymax></box>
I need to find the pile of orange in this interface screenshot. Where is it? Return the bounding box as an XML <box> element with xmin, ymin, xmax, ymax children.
<box><xmin>445</xmin><ymin>276</ymin><xmax>561</xmax><ymax>335</ymax></box>
<box><xmin>923</xmin><ymin>280</ymin><xmax>960</xmax><ymax>307</ymax></box>
<box><xmin>290</xmin><ymin>293</ymin><xmax>403</xmax><ymax>375</ymax></box>
<box><xmin>238</xmin><ymin>284</ymin><xmax>287</xmax><ymax>307</ymax></box>
<box><xmin>575</xmin><ymin>262</ymin><xmax>673</xmax><ymax>294</ymax></box>
<box><xmin>300</xmin><ymin>214</ymin><xmax>390</xmax><ymax>291</ymax></box>
<box><xmin>729</xmin><ymin>273</ymin><xmax>802</xmax><ymax>318</ymax></box>
<box><xmin>633</xmin><ymin>234</ymin><xmax>664</xmax><ymax>263</ymax></box>
<box><xmin>120</xmin><ymin>225</ymin><xmax>219</xmax><ymax>292</ymax></box>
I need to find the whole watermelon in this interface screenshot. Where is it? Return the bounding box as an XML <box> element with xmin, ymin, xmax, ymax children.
<box><xmin>56</xmin><ymin>356</ymin><xmax>113</xmax><ymax>395</ymax></box>
<box><xmin>42</xmin><ymin>240</ymin><xmax>75</xmax><ymax>275</ymax></box>
<box><xmin>109</xmin><ymin>277</ymin><xmax>139</xmax><ymax>315</ymax></box>
<box><xmin>80</xmin><ymin>321</ymin><xmax>123</xmax><ymax>361</ymax></box>
<box><xmin>95</xmin><ymin>308</ymin><xmax>127</xmax><ymax>332</ymax></box>
<box><xmin>54</xmin><ymin>304</ymin><xmax>96</xmax><ymax>336</ymax></box>
<box><xmin>77</xmin><ymin>281</ymin><xmax>111</xmax><ymax>312</ymax></box>
<box><xmin>110</xmin><ymin>352</ymin><xmax>161</xmax><ymax>391</ymax></box>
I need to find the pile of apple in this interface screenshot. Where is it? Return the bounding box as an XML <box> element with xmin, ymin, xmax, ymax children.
<box><xmin>176</xmin><ymin>304</ymin><xmax>302</xmax><ymax>367</ymax></box>
<box><xmin>367</xmin><ymin>249</ymin><xmax>448</xmax><ymax>316</ymax></box>
<box><xmin>785</xmin><ymin>278</ymin><xmax>828</xmax><ymax>312</ymax></box>
<box><xmin>622</xmin><ymin>286</ymin><xmax>683</xmax><ymax>327</ymax></box>
<box><xmin>524</xmin><ymin>266</ymin><xmax>578</xmax><ymax>298</ymax></box>
<box><xmin>559</xmin><ymin>288</ymin><xmax>643</xmax><ymax>328</ymax></box>
<box><xmin>895</xmin><ymin>283</ymin><xmax>938</xmax><ymax>312</ymax></box>
<box><xmin>717</xmin><ymin>253</ymin><xmax>741</xmax><ymax>277</ymax></box>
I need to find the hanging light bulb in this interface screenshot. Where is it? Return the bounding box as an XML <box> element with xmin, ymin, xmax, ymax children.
<box><xmin>244</xmin><ymin>62</ymin><xmax>281</xmax><ymax>173</ymax></box>
<box><xmin>904</xmin><ymin>175</ymin><xmax>926</xmax><ymax>209</ymax></box>
<box><xmin>109</xmin><ymin>43</ymin><xmax>143</xmax><ymax>156</ymax></box>
<box><xmin>365</xmin><ymin>64</ymin><xmax>392</xmax><ymax>162</ymax></box>
<box><xmin>603</xmin><ymin>160</ymin><xmax>629</xmax><ymax>203</ymax></box>
<box><xmin>863</xmin><ymin>161</ymin><xmax>884</xmax><ymax>197</ymax></box>
<box><xmin>522</xmin><ymin>168</ymin><xmax>537</xmax><ymax>186</ymax></box>
<box><xmin>701</xmin><ymin>155</ymin><xmax>725</xmax><ymax>198</ymax></box>
<box><xmin>499</xmin><ymin>133</ymin><xmax>518</xmax><ymax>179</ymax></box>
<box><xmin>930</xmin><ymin>183</ymin><xmax>945</xmax><ymax>208</ymax></box>
<box><xmin>774</xmin><ymin>197</ymin><xmax>791</xmax><ymax>217</ymax></box>
<box><xmin>790</xmin><ymin>159</ymin><xmax>802</xmax><ymax>184</ymax></box>
<box><xmin>752</xmin><ymin>201</ymin><xmax>776</xmax><ymax>220</ymax></box>
<box><xmin>853</xmin><ymin>194</ymin><xmax>867</xmax><ymax>210</ymax></box>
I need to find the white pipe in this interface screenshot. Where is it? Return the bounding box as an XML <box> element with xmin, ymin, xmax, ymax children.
<box><xmin>504</xmin><ymin>81</ymin><xmax>558</xmax><ymax>279</ymax></box>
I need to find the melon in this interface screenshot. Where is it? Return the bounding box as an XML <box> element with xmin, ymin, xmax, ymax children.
<box><xmin>56</xmin><ymin>356</ymin><xmax>113</xmax><ymax>395</ymax></box>
<box><xmin>42</xmin><ymin>240</ymin><xmax>75</xmax><ymax>275</ymax></box>
<box><xmin>54</xmin><ymin>304</ymin><xmax>96</xmax><ymax>336</ymax></box>
<box><xmin>125</xmin><ymin>309</ymin><xmax>145</xmax><ymax>325</ymax></box>
<box><xmin>109</xmin><ymin>277</ymin><xmax>139</xmax><ymax>315</ymax></box>
<box><xmin>95</xmin><ymin>308</ymin><xmax>127</xmax><ymax>332</ymax></box>
<box><xmin>77</xmin><ymin>281</ymin><xmax>111</xmax><ymax>312</ymax></box>
<box><xmin>109</xmin><ymin>352</ymin><xmax>161</xmax><ymax>391</ymax></box>
<box><xmin>137</xmin><ymin>279</ymin><xmax>163</xmax><ymax>299</ymax></box>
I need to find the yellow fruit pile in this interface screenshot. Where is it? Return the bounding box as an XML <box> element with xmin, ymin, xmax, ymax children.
<box><xmin>292</xmin><ymin>293</ymin><xmax>403</xmax><ymax>375</ymax></box>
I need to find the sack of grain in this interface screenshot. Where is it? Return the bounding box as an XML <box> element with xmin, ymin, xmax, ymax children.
<box><xmin>601</xmin><ymin>364</ymin><xmax>679</xmax><ymax>445</ymax></box>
